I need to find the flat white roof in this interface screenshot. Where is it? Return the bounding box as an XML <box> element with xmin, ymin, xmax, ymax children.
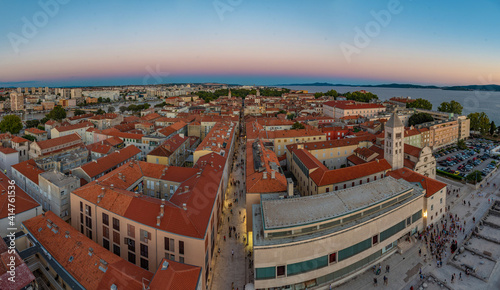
<box><xmin>261</xmin><ymin>176</ymin><xmax>413</xmax><ymax>230</ymax></box>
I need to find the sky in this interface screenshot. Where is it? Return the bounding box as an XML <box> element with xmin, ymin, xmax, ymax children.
<box><xmin>0</xmin><ymin>0</ymin><xmax>499</xmax><ymax>87</ymax></box>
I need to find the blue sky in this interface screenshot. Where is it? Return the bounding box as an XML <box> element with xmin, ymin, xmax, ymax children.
<box><xmin>1</xmin><ymin>0</ymin><xmax>499</xmax><ymax>86</ymax></box>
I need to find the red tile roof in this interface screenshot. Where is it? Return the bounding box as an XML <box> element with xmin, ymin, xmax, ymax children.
<box><xmin>103</xmin><ymin>136</ymin><xmax>124</xmax><ymax>147</ymax></box>
<box><xmin>323</xmin><ymin>100</ymin><xmax>385</xmax><ymax>110</ymax></box>
<box><xmin>53</xmin><ymin>121</ymin><xmax>93</xmax><ymax>132</ymax></box>
<box><xmin>0</xmin><ymin>239</ymin><xmax>35</xmax><ymax>290</ymax></box>
<box><xmin>286</xmin><ymin>136</ymin><xmax>374</xmax><ymax>152</ymax></box>
<box><xmin>11</xmin><ymin>159</ymin><xmax>45</xmax><ymax>184</ymax></box>
<box><xmin>22</xmin><ymin>211</ymin><xmax>154</xmax><ymax>290</ymax></box>
<box><xmin>0</xmin><ymin>171</ymin><xmax>40</xmax><ymax>219</ymax></box>
<box><xmin>246</xmin><ymin>140</ymin><xmax>288</xmax><ymax>194</ymax></box>
<box><xmin>404</xmin><ymin>144</ymin><xmax>422</xmax><ymax>158</ymax></box>
<box><xmin>148</xmin><ymin>135</ymin><xmax>188</xmax><ymax>158</ymax></box>
<box><xmin>387</xmin><ymin>168</ymin><xmax>446</xmax><ymax>198</ymax></box>
<box><xmin>87</xmin><ymin>142</ymin><xmax>113</xmax><ymax>154</ymax></box>
<box><xmin>310</xmin><ymin>159</ymin><xmax>392</xmax><ymax>186</ymax></box>
<box><xmin>11</xmin><ymin>136</ymin><xmax>29</xmax><ymax>143</ymax></box>
<box><xmin>292</xmin><ymin>149</ymin><xmax>328</xmax><ymax>171</ymax></box>
<box><xmin>34</xmin><ymin>133</ymin><xmax>82</xmax><ymax>150</ymax></box>
<box><xmin>78</xmin><ymin>145</ymin><xmax>141</xmax><ymax>178</ymax></box>
<box><xmin>25</xmin><ymin>127</ymin><xmax>47</xmax><ymax>134</ymax></box>
<box><xmin>0</xmin><ymin>146</ymin><xmax>17</xmax><ymax>154</ymax></box>
<box><xmin>148</xmin><ymin>259</ymin><xmax>201</xmax><ymax>290</ymax></box>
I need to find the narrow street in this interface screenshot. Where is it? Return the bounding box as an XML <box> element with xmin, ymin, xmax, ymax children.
<box><xmin>210</xmin><ymin>138</ymin><xmax>252</xmax><ymax>290</ymax></box>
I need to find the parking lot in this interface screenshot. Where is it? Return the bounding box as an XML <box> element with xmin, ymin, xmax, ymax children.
<box><xmin>434</xmin><ymin>138</ymin><xmax>500</xmax><ymax>180</ymax></box>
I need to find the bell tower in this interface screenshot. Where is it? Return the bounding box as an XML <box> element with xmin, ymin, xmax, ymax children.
<box><xmin>384</xmin><ymin>113</ymin><xmax>404</xmax><ymax>170</ymax></box>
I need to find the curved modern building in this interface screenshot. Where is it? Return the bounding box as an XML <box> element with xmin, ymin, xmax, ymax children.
<box><xmin>252</xmin><ymin>176</ymin><xmax>425</xmax><ymax>289</ymax></box>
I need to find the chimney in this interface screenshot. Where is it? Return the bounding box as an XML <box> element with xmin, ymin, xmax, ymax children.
<box><xmin>184</xmin><ymin>185</ymin><xmax>189</xmax><ymax>192</ymax></box>
<box><xmin>271</xmin><ymin>170</ymin><xmax>275</xmax><ymax>179</ymax></box>
<box><xmin>135</xmin><ymin>192</ymin><xmax>140</xmax><ymax>197</ymax></box>
<box><xmin>65</xmin><ymin>231</ymin><xmax>70</xmax><ymax>239</ymax></box>
<box><xmin>161</xmin><ymin>198</ymin><xmax>165</xmax><ymax>205</ymax></box>
<box><xmin>160</xmin><ymin>204</ymin><xmax>164</xmax><ymax>216</ymax></box>
<box><xmin>263</xmin><ymin>172</ymin><xmax>267</xmax><ymax>179</ymax></box>
<box><xmin>97</xmin><ymin>195</ymin><xmax>102</xmax><ymax>204</ymax></box>
<box><xmin>182</xmin><ymin>203</ymin><xmax>187</xmax><ymax>210</ymax></box>
<box><xmin>156</xmin><ymin>216</ymin><xmax>161</xmax><ymax>226</ymax></box>
<box><xmin>88</xmin><ymin>247</ymin><xmax>94</xmax><ymax>256</ymax></box>
<box><xmin>102</xmin><ymin>187</ymin><xmax>105</xmax><ymax>195</ymax></box>
<box><xmin>99</xmin><ymin>259</ymin><xmax>108</xmax><ymax>273</ymax></box>
<box><xmin>179</xmin><ymin>133</ymin><xmax>184</xmax><ymax>138</ymax></box>
<box><xmin>110</xmin><ymin>184</ymin><xmax>114</xmax><ymax>190</ymax></box>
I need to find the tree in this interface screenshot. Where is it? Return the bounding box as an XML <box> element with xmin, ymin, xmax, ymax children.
<box><xmin>46</xmin><ymin>106</ymin><xmax>66</xmax><ymax>121</ymax></box>
<box><xmin>465</xmin><ymin>170</ymin><xmax>482</xmax><ymax>183</ymax></box>
<box><xmin>408</xmin><ymin>113</ymin><xmax>434</xmax><ymax>126</ymax></box>
<box><xmin>96</xmin><ymin>108</ymin><xmax>106</xmax><ymax>115</ymax></box>
<box><xmin>37</xmin><ymin>125</ymin><xmax>45</xmax><ymax>130</ymax></box>
<box><xmin>314</xmin><ymin>92</ymin><xmax>323</xmax><ymax>99</ymax></box>
<box><xmin>22</xmin><ymin>135</ymin><xmax>36</xmax><ymax>142</ymax></box>
<box><xmin>468</xmin><ymin>112</ymin><xmax>490</xmax><ymax>134</ymax></box>
<box><xmin>74</xmin><ymin>109</ymin><xmax>86</xmax><ymax>116</ymax></box>
<box><xmin>119</xmin><ymin>106</ymin><xmax>128</xmax><ymax>113</ymax></box>
<box><xmin>0</xmin><ymin>115</ymin><xmax>23</xmax><ymax>134</ymax></box>
<box><xmin>438</xmin><ymin>100</ymin><xmax>463</xmax><ymax>115</ymax></box>
<box><xmin>490</xmin><ymin>121</ymin><xmax>496</xmax><ymax>135</ymax></box>
<box><xmin>108</xmin><ymin>106</ymin><xmax>115</xmax><ymax>113</ymax></box>
<box><xmin>26</xmin><ymin>119</ymin><xmax>40</xmax><ymax>128</ymax></box>
<box><xmin>292</xmin><ymin>122</ymin><xmax>305</xmax><ymax>130</ymax></box>
<box><xmin>286</xmin><ymin>113</ymin><xmax>295</xmax><ymax>120</ymax></box>
<box><xmin>406</xmin><ymin>98</ymin><xmax>432</xmax><ymax>110</ymax></box>
<box><xmin>457</xmin><ymin>139</ymin><xmax>467</xmax><ymax>150</ymax></box>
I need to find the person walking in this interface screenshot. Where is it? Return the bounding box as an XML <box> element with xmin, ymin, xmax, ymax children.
<box><xmin>383</xmin><ymin>275</ymin><xmax>388</xmax><ymax>285</ymax></box>
<box><xmin>419</xmin><ymin>248</ymin><xmax>421</xmax><ymax>256</ymax></box>
<box><xmin>373</xmin><ymin>278</ymin><xmax>377</xmax><ymax>286</ymax></box>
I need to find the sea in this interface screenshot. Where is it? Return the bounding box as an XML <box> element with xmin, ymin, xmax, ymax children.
<box><xmin>282</xmin><ymin>86</ymin><xmax>500</xmax><ymax>125</ymax></box>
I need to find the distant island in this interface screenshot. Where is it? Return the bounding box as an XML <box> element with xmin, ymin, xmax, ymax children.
<box><xmin>275</xmin><ymin>82</ymin><xmax>500</xmax><ymax>92</ymax></box>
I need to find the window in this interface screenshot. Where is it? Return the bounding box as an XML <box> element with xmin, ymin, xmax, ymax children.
<box><xmin>113</xmin><ymin>218</ymin><xmax>120</xmax><ymax>231</ymax></box>
<box><xmin>86</xmin><ymin>228</ymin><xmax>92</xmax><ymax>240</ymax></box>
<box><xmin>329</xmin><ymin>253</ymin><xmax>336</xmax><ymax>264</ymax></box>
<box><xmin>80</xmin><ymin>201</ymin><xmax>83</xmax><ymax>212</ymax></box>
<box><xmin>103</xmin><ymin>238</ymin><xmax>110</xmax><ymax>250</ymax></box>
<box><xmin>140</xmin><ymin>258</ymin><xmax>149</xmax><ymax>270</ymax></box>
<box><xmin>85</xmin><ymin>216</ymin><xmax>92</xmax><ymax>229</ymax></box>
<box><xmin>127</xmin><ymin>238</ymin><xmax>135</xmax><ymax>251</ymax></box>
<box><xmin>113</xmin><ymin>231</ymin><xmax>120</xmax><ymax>244</ymax></box>
<box><xmin>113</xmin><ymin>244</ymin><xmax>121</xmax><ymax>256</ymax></box>
<box><xmin>140</xmin><ymin>244</ymin><xmax>149</xmax><ymax>258</ymax></box>
<box><xmin>170</xmin><ymin>254</ymin><xmax>175</xmax><ymax>261</ymax></box>
<box><xmin>431</xmin><ymin>205</ymin><xmax>434</xmax><ymax>211</ymax></box>
<box><xmin>326</xmin><ymin>187</ymin><xmax>329</xmax><ymax>192</ymax></box>
<box><xmin>406</xmin><ymin>217</ymin><xmax>411</xmax><ymax>226</ymax></box>
<box><xmin>128</xmin><ymin>252</ymin><xmax>136</xmax><ymax>264</ymax></box>
<box><xmin>440</xmin><ymin>198</ymin><xmax>443</xmax><ymax>204</ymax></box>
<box><xmin>372</xmin><ymin>235</ymin><xmax>378</xmax><ymax>245</ymax></box>
<box><xmin>179</xmin><ymin>256</ymin><xmax>184</xmax><ymax>263</ymax></box>
<box><xmin>140</xmin><ymin>229</ymin><xmax>151</xmax><ymax>243</ymax></box>
<box><xmin>277</xmin><ymin>265</ymin><xmax>286</xmax><ymax>276</ymax></box>
<box><xmin>103</xmin><ymin>226</ymin><xmax>109</xmax><ymax>239</ymax></box>
<box><xmin>127</xmin><ymin>224</ymin><xmax>135</xmax><ymax>238</ymax></box>
<box><xmin>179</xmin><ymin>241</ymin><xmax>184</xmax><ymax>255</ymax></box>
<box><xmin>80</xmin><ymin>213</ymin><xmax>83</xmax><ymax>224</ymax></box>
<box><xmin>85</xmin><ymin>205</ymin><xmax>91</xmax><ymax>217</ymax></box>
<box><xmin>102</xmin><ymin>213</ymin><xmax>109</xmax><ymax>226</ymax></box>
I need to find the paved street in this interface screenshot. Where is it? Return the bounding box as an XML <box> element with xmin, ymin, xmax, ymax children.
<box><xmin>210</xmin><ymin>139</ymin><xmax>251</xmax><ymax>290</ymax></box>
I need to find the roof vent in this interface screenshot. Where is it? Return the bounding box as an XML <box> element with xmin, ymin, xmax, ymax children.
<box><xmin>69</xmin><ymin>256</ymin><xmax>74</xmax><ymax>262</ymax></box>
<box><xmin>99</xmin><ymin>259</ymin><xmax>108</xmax><ymax>273</ymax></box>
<box><xmin>88</xmin><ymin>248</ymin><xmax>94</xmax><ymax>256</ymax></box>
<box><xmin>156</xmin><ymin>216</ymin><xmax>161</xmax><ymax>226</ymax></box>
<box><xmin>110</xmin><ymin>285</ymin><xmax>117</xmax><ymax>290</ymax></box>
<box><xmin>161</xmin><ymin>260</ymin><xmax>169</xmax><ymax>270</ymax></box>
<box><xmin>182</xmin><ymin>203</ymin><xmax>187</xmax><ymax>211</ymax></box>
<box><xmin>65</xmin><ymin>231</ymin><xmax>70</xmax><ymax>238</ymax></box>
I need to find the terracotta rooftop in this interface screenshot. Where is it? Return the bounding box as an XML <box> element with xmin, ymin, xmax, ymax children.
<box><xmin>53</xmin><ymin>121</ymin><xmax>94</xmax><ymax>133</ymax></box>
<box><xmin>11</xmin><ymin>159</ymin><xmax>45</xmax><ymax>185</ymax></box>
<box><xmin>148</xmin><ymin>134</ymin><xmax>188</xmax><ymax>158</ymax></box>
<box><xmin>25</xmin><ymin>127</ymin><xmax>47</xmax><ymax>134</ymax></box>
<box><xmin>310</xmin><ymin>159</ymin><xmax>392</xmax><ymax>186</ymax></box>
<box><xmin>387</xmin><ymin>168</ymin><xmax>446</xmax><ymax>198</ymax></box>
<box><xmin>87</xmin><ymin>142</ymin><xmax>113</xmax><ymax>155</ymax></box>
<box><xmin>286</xmin><ymin>136</ymin><xmax>373</xmax><ymax>153</ymax></box>
<box><xmin>22</xmin><ymin>211</ymin><xmax>154</xmax><ymax>290</ymax></box>
<box><xmin>78</xmin><ymin>145</ymin><xmax>141</xmax><ymax>178</ymax></box>
<box><xmin>67</xmin><ymin>113</ymin><xmax>94</xmax><ymax>120</ymax></box>
<box><xmin>404</xmin><ymin>143</ymin><xmax>422</xmax><ymax>158</ymax></box>
<box><xmin>0</xmin><ymin>239</ymin><xmax>35</xmax><ymax>289</ymax></box>
<box><xmin>103</xmin><ymin>136</ymin><xmax>125</xmax><ymax>147</ymax></box>
<box><xmin>323</xmin><ymin>100</ymin><xmax>385</xmax><ymax>110</ymax></box>
<box><xmin>246</xmin><ymin>140</ymin><xmax>288</xmax><ymax>194</ymax></box>
<box><xmin>148</xmin><ymin>259</ymin><xmax>201</xmax><ymax>290</ymax></box>
<box><xmin>11</xmin><ymin>136</ymin><xmax>30</xmax><ymax>143</ymax></box>
<box><xmin>0</xmin><ymin>171</ymin><xmax>40</xmax><ymax>219</ymax></box>
<box><xmin>0</xmin><ymin>146</ymin><xmax>18</xmax><ymax>154</ymax></box>
<box><xmin>34</xmin><ymin>133</ymin><xmax>82</xmax><ymax>150</ymax></box>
